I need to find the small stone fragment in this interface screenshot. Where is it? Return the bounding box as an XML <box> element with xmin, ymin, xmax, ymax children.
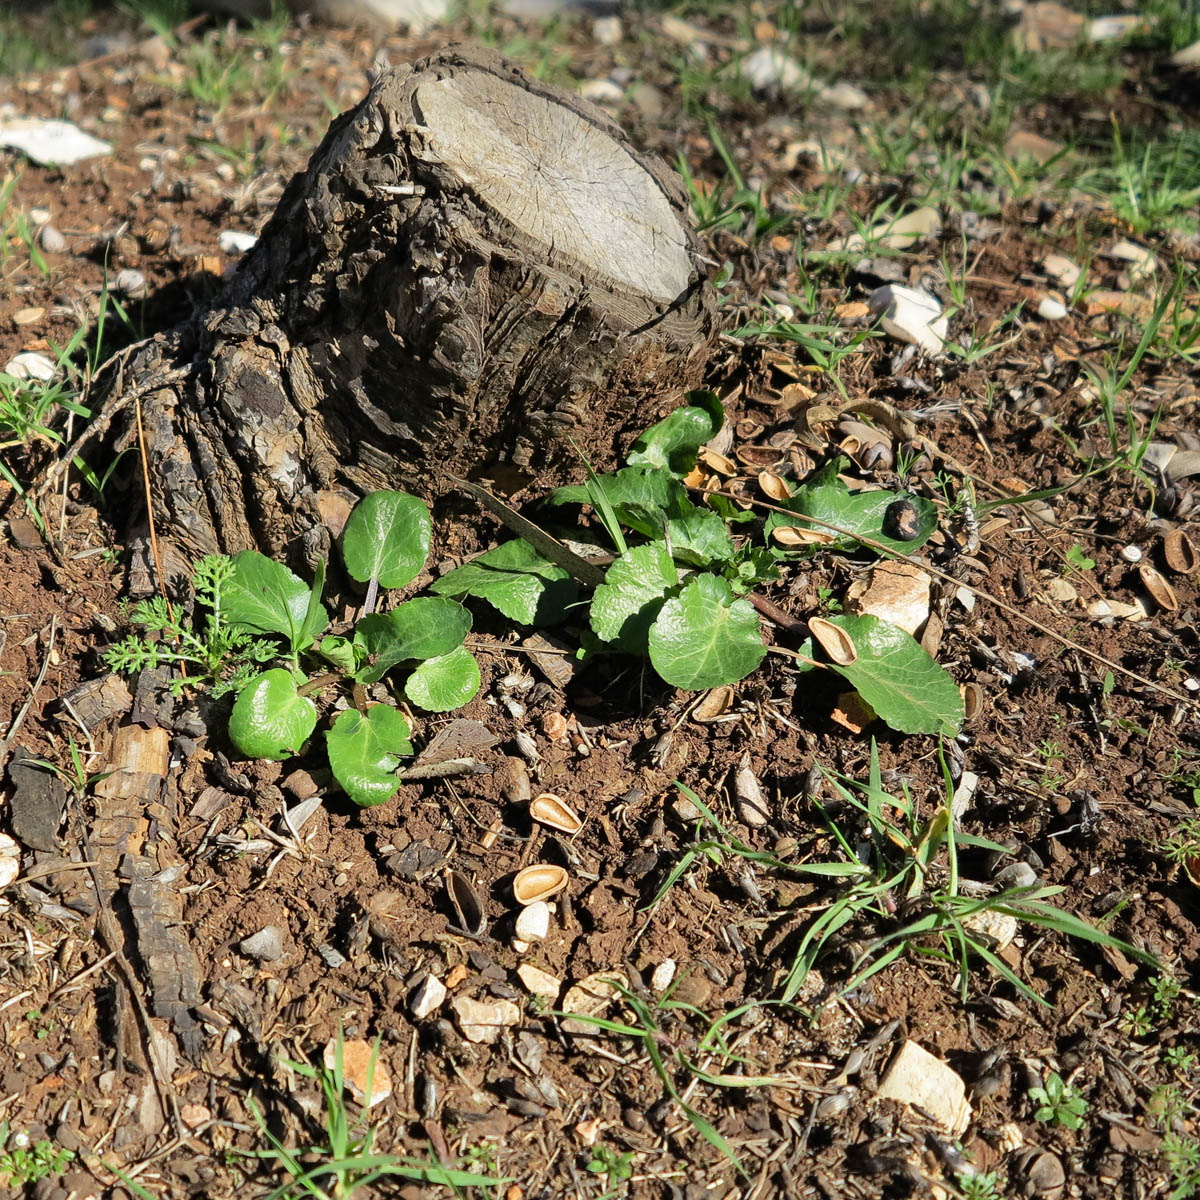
<box><xmin>239</xmin><ymin>926</ymin><xmax>286</xmax><ymax>962</ymax></box>
<box><xmin>7</xmin><ymin>755</ymin><xmax>66</xmax><ymax>851</ymax></box>
<box><xmin>868</xmin><ymin>284</ymin><xmax>948</xmax><ymax>354</ymax></box>
<box><xmin>517</xmin><ymin>963</ymin><xmax>561</xmax><ymax>1000</ymax></box>
<box><xmin>1040</xmin><ymin>254</ymin><xmax>1081</xmax><ymax>289</ymax></box>
<box><xmin>4</xmin><ymin>351</ymin><xmax>56</xmax><ymax>382</ymax></box>
<box><xmin>114</xmin><ymin>268</ymin><xmax>147</xmax><ymax>299</ymax></box>
<box><xmin>876</xmin><ymin>1040</ymin><xmax>971</xmax><ymax>1136</ymax></box>
<box><xmin>0</xmin><ymin>833</ymin><xmax>21</xmax><ymax>889</ymax></box>
<box><xmin>1004</xmin><ymin>129</ymin><xmax>1065</xmax><ymax>164</ymax></box>
<box><xmin>12</xmin><ymin>306</ymin><xmax>45</xmax><ymax>326</ymax></box>
<box><xmin>0</xmin><ymin>118</ymin><xmax>112</xmax><ymax>166</ymax></box>
<box><xmin>578</xmin><ymin>79</ymin><xmax>624</xmax><ymax>104</ymax></box>
<box><xmin>1171</xmin><ymin>37</ymin><xmax>1200</xmax><ymax>66</ymax></box>
<box><xmin>591</xmin><ymin>15</ymin><xmax>622</xmax><ymax>44</ymax></box>
<box><xmin>40</xmin><ymin>225</ymin><xmax>66</xmax><ymax>254</ymax></box>
<box><xmin>324</xmin><ymin>1038</ymin><xmax>392</xmax><ymax>1108</ymax></box>
<box><xmin>451</xmin><ymin>995</ymin><xmax>521</xmax><ymax>1044</ymax></box>
<box><xmin>877</xmin><ymin>205</ymin><xmax>941</xmax><ymax>249</ymax></box>
<box><xmin>514</xmin><ymin>900</ymin><xmax>550</xmax><ymax>944</ymax></box>
<box><xmin>651</xmin><ymin>959</ymin><xmax>676</xmax><ymax>993</ymax></box>
<box><xmin>739</xmin><ymin>46</ymin><xmax>811</xmax><ymax>91</ymax></box>
<box><xmin>179</xmin><ymin>1103</ymin><xmax>212</xmax><ymax>1129</ymax></box>
<box><xmin>409</xmin><ymin>972</ymin><xmax>447</xmax><ymax>1019</ymax></box>
<box><xmin>1037</xmin><ymin>295</ymin><xmax>1068</xmax><ymax>321</ymax></box>
<box><xmin>218</xmin><ymin>230</ymin><xmax>258</xmax><ymax>254</ymax></box>
<box><xmin>560</xmin><ymin>970</ymin><xmax>628</xmax><ymax>1035</ymax></box>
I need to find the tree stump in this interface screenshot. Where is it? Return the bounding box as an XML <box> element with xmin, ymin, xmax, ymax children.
<box><xmin>113</xmin><ymin>44</ymin><xmax>716</xmax><ymax>569</ymax></box>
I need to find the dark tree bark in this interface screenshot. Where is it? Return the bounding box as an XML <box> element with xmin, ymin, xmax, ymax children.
<box><xmin>108</xmin><ymin>44</ymin><xmax>716</xmax><ymax>571</ymax></box>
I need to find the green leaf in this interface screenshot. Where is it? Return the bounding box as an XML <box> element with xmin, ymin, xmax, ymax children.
<box><xmin>342</xmin><ymin>490</ymin><xmax>431</xmax><ymax>589</ymax></box>
<box><xmin>326</xmin><ymin>705</ymin><xmax>413</xmax><ymax>807</ymax></box>
<box><xmin>317</xmin><ymin>634</ymin><xmax>359</xmax><ymax>673</ymax></box>
<box><xmin>550</xmin><ymin>468</ymin><xmax>733</xmax><ymax>565</ymax></box>
<box><xmin>797</xmin><ymin>613</ymin><xmax>963</xmax><ymax>736</ymax></box>
<box><xmin>627</xmin><ymin>391</ymin><xmax>724</xmax><ymax>475</ymax></box>
<box><xmin>429</xmin><ymin>539</ymin><xmax>578</xmax><ymax>625</ymax></box>
<box><xmin>766</xmin><ymin>457</ymin><xmax>936</xmax><ymax>554</ymax></box>
<box><xmin>648</xmin><ymin>574</ymin><xmax>766</xmax><ymax>690</ymax></box>
<box><xmin>354</xmin><ymin>597</ymin><xmax>471</xmax><ymax>684</ymax></box>
<box><xmin>224</xmin><ymin>551</ymin><xmax>329</xmax><ymax>654</ymax></box>
<box><xmin>590</xmin><ymin>542</ymin><xmax>680</xmax><ymax>651</ymax></box>
<box><xmin>405</xmin><ymin>645</ymin><xmax>481</xmax><ymax>711</ymax></box>
<box><xmin>228</xmin><ymin>669</ymin><xmax>317</xmax><ymax>760</ymax></box>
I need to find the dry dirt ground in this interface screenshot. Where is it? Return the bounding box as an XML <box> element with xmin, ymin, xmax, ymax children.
<box><xmin>1</xmin><ymin>2</ymin><xmax>1200</xmax><ymax>1198</ymax></box>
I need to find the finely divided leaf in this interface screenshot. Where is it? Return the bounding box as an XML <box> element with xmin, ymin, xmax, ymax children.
<box><xmin>590</xmin><ymin>542</ymin><xmax>680</xmax><ymax>651</ymax></box>
<box><xmin>405</xmin><ymin>645</ymin><xmax>482</xmax><ymax>711</ymax></box>
<box><xmin>648</xmin><ymin>574</ymin><xmax>767</xmax><ymax>690</ymax></box>
<box><xmin>326</xmin><ymin>705</ymin><xmax>414</xmax><ymax>807</ymax></box>
<box><xmin>228</xmin><ymin>669</ymin><xmax>317</xmax><ymax>760</ymax></box>
<box><xmin>766</xmin><ymin>457</ymin><xmax>936</xmax><ymax>554</ymax></box>
<box><xmin>354</xmin><ymin>597</ymin><xmax>471</xmax><ymax>684</ymax></box>
<box><xmin>342</xmin><ymin>490</ymin><xmax>432</xmax><ymax>589</ymax></box>
<box><xmin>799</xmin><ymin>613</ymin><xmax>963</xmax><ymax>736</ymax></box>
<box><xmin>429</xmin><ymin>539</ymin><xmax>578</xmax><ymax>625</ymax></box>
<box><xmin>224</xmin><ymin>551</ymin><xmax>329</xmax><ymax>653</ymax></box>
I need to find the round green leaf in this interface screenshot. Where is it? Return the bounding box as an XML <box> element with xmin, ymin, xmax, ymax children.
<box><xmin>228</xmin><ymin>669</ymin><xmax>317</xmax><ymax>760</ymax></box>
<box><xmin>803</xmin><ymin>613</ymin><xmax>964</xmax><ymax>736</ymax></box>
<box><xmin>326</xmin><ymin>705</ymin><xmax>413</xmax><ymax>807</ymax></box>
<box><xmin>405</xmin><ymin>645</ymin><xmax>481</xmax><ymax>712</ymax></box>
<box><xmin>354</xmin><ymin>597</ymin><xmax>472</xmax><ymax>684</ymax></box>
<box><xmin>342</xmin><ymin>490</ymin><xmax>431</xmax><ymax>589</ymax></box>
<box><xmin>648</xmin><ymin>575</ymin><xmax>766</xmax><ymax>690</ymax></box>
<box><xmin>430</xmin><ymin>538</ymin><xmax>578</xmax><ymax>625</ymax></box>
<box><xmin>590</xmin><ymin>542</ymin><xmax>679</xmax><ymax>651</ymax></box>
<box><xmin>224</xmin><ymin>550</ymin><xmax>328</xmax><ymax>653</ymax></box>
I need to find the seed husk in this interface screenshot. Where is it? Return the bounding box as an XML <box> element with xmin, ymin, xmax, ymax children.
<box><xmin>757</xmin><ymin>470</ymin><xmax>791</xmax><ymax>502</ymax></box>
<box><xmin>772</xmin><ymin>525</ymin><xmax>835</xmax><ymax>547</ymax></box>
<box><xmin>736</xmin><ymin>444</ymin><xmax>784</xmax><ymax>469</ymax></box>
<box><xmin>446</xmin><ymin>870</ymin><xmax>487</xmax><ymax>936</ymax></box>
<box><xmin>808</xmin><ymin>617</ymin><xmax>857</xmax><ymax>666</ymax></box>
<box><xmin>1138</xmin><ymin>563</ymin><xmax>1179</xmax><ymax>612</ymax></box>
<box><xmin>960</xmin><ymin>682</ymin><xmax>984</xmax><ymax>724</ymax></box>
<box><xmin>1163</xmin><ymin>529</ymin><xmax>1198</xmax><ymax>575</ymax></box>
<box><xmin>529</xmin><ymin>793</ymin><xmax>583</xmax><ymax>836</ymax></box>
<box><xmin>513</xmin><ymin>864</ymin><xmax>569</xmax><ymax>905</ymax></box>
<box><xmin>698</xmin><ymin>447</ymin><xmax>736</xmax><ymax>476</ymax></box>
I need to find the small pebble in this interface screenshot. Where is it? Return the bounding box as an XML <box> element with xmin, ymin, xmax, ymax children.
<box><xmin>114</xmin><ymin>268</ymin><xmax>147</xmax><ymax>299</ymax></box>
<box><xmin>992</xmin><ymin>861</ymin><xmax>1038</xmax><ymax>888</ymax></box>
<box><xmin>4</xmin><ymin>351</ymin><xmax>56</xmax><ymax>382</ymax></box>
<box><xmin>591</xmin><ymin>16</ymin><xmax>622</xmax><ymax>44</ymax></box>
<box><xmin>514</xmin><ymin>900</ymin><xmax>550</xmax><ymax>944</ymax></box>
<box><xmin>239</xmin><ymin>925</ymin><xmax>285</xmax><ymax>962</ymax></box>
<box><xmin>40</xmin><ymin>225</ymin><xmax>66</xmax><ymax>254</ymax></box>
<box><xmin>1037</xmin><ymin>296</ymin><xmax>1068</xmax><ymax>320</ymax></box>
<box><xmin>410</xmin><ymin>973</ymin><xmax>447</xmax><ymax>1020</ymax></box>
<box><xmin>218</xmin><ymin>229</ymin><xmax>258</xmax><ymax>254</ymax></box>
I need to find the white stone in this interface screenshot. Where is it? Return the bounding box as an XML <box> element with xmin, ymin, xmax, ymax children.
<box><xmin>578</xmin><ymin>79</ymin><xmax>624</xmax><ymax>105</ymax></box>
<box><xmin>239</xmin><ymin>925</ymin><xmax>285</xmax><ymax>962</ymax></box>
<box><xmin>1170</xmin><ymin>37</ymin><xmax>1200</xmax><ymax>66</ymax></box>
<box><xmin>1037</xmin><ymin>295</ymin><xmax>1068</xmax><ymax>320</ymax></box>
<box><xmin>514</xmin><ymin>900</ymin><xmax>550</xmax><ymax>943</ymax></box>
<box><xmin>868</xmin><ymin>284</ymin><xmax>948</xmax><ymax>354</ymax></box>
<box><xmin>561</xmin><ymin>969</ymin><xmax>628</xmax><ymax>1035</ymax></box>
<box><xmin>1041</xmin><ymin>253</ymin><xmax>1081</xmax><ymax>288</ymax></box>
<box><xmin>876</xmin><ymin>1040</ymin><xmax>971</xmax><ymax>1136</ymax></box>
<box><xmin>819</xmin><ymin>80</ymin><xmax>869</xmax><ymax>110</ymax></box>
<box><xmin>739</xmin><ymin>47</ymin><xmax>812</xmax><ymax>92</ymax></box>
<box><xmin>218</xmin><ymin>229</ymin><xmax>258</xmax><ymax>254</ymax></box>
<box><xmin>592</xmin><ymin>16</ymin><xmax>622</xmax><ymax>45</ymax></box>
<box><xmin>0</xmin><ymin>833</ymin><xmax>20</xmax><ymax>888</ymax></box>
<box><xmin>1088</xmin><ymin>14</ymin><xmax>1142</xmax><ymax>42</ymax></box>
<box><xmin>114</xmin><ymin>268</ymin><xmax>147</xmax><ymax>299</ymax></box>
<box><xmin>517</xmin><ymin>963</ymin><xmax>562</xmax><ymax>1000</ymax></box>
<box><xmin>876</xmin><ymin>205</ymin><xmax>941</xmax><ymax>249</ymax></box>
<box><xmin>651</xmin><ymin>959</ymin><xmax>676</xmax><ymax>993</ymax></box>
<box><xmin>409</xmin><ymin>972</ymin><xmax>447</xmax><ymax>1019</ymax></box>
<box><xmin>40</xmin><ymin>225</ymin><xmax>66</xmax><ymax>254</ymax></box>
<box><xmin>0</xmin><ymin>118</ymin><xmax>111</xmax><ymax>166</ymax></box>
<box><xmin>451</xmin><ymin>995</ymin><xmax>520</xmax><ymax>1044</ymax></box>
<box><xmin>3</xmin><ymin>351</ymin><xmax>56</xmax><ymax>383</ymax></box>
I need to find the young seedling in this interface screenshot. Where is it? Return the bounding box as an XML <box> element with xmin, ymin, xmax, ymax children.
<box><xmin>1028</xmin><ymin>1071</ymin><xmax>1089</xmax><ymax>1131</ymax></box>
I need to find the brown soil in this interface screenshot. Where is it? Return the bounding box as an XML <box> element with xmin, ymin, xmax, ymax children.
<box><xmin>1</xmin><ymin>4</ymin><xmax>1199</xmax><ymax>1199</ymax></box>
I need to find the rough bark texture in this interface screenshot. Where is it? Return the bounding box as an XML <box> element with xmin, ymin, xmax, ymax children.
<box><xmin>119</xmin><ymin>44</ymin><xmax>716</xmax><ymax>567</ymax></box>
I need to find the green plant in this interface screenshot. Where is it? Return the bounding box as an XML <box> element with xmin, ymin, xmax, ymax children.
<box><xmin>1165</xmin><ymin>1046</ymin><xmax>1197</xmax><ymax>1075</ymax></box>
<box><xmin>957</xmin><ymin>1170</ymin><xmax>1006</xmax><ymax>1200</ymax></box>
<box><xmin>438</xmin><ymin>398</ymin><xmax>960</xmax><ymax>736</ymax></box>
<box><xmin>586</xmin><ymin>1143</ymin><xmax>635</xmax><ymax>1193</ymax></box>
<box><xmin>778</xmin><ymin>742</ymin><xmax>1154</xmax><ymax>1007</ymax></box>
<box><xmin>0</xmin><ymin>1124</ymin><xmax>74</xmax><ymax>1188</ymax></box>
<box><xmin>241</xmin><ymin>1034</ymin><xmax>506</xmax><ymax>1198</ymax></box>
<box><xmin>106</xmin><ymin>490</ymin><xmax>481</xmax><ymax>807</ymax></box>
<box><xmin>1029</xmin><ymin>1071</ymin><xmax>1089</xmax><ymax>1131</ymax></box>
